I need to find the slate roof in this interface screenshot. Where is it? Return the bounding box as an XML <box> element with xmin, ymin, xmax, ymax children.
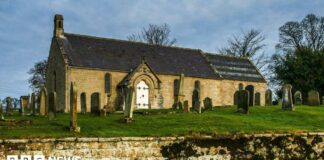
<box><xmin>204</xmin><ymin>53</ymin><xmax>266</xmax><ymax>82</ymax></box>
<box><xmin>62</xmin><ymin>33</ymin><xmax>221</xmax><ymax>79</ymax></box>
<box><xmin>58</xmin><ymin>33</ymin><xmax>266</xmax><ymax>82</ymax></box>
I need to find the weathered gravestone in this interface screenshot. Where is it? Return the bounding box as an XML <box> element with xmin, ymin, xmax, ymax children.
<box><xmin>294</xmin><ymin>91</ymin><xmax>302</xmax><ymax>105</ymax></box>
<box><xmin>173</xmin><ymin>73</ymin><xmax>185</xmax><ymax>110</ymax></box>
<box><xmin>237</xmin><ymin>90</ymin><xmax>249</xmax><ymax>114</ymax></box>
<box><xmin>192</xmin><ymin>89</ymin><xmax>200</xmax><ymax>111</ymax></box>
<box><xmin>234</xmin><ymin>91</ymin><xmax>239</xmax><ymax>105</ymax></box>
<box><xmin>39</xmin><ymin>87</ymin><xmax>48</xmax><ymax>116</ymax></box>
<box><xmin>30</xmin><ymin>93</ymin><xmax>36</xmax><ymax>115</ymax></box>
<box><xmin>282</xmin><ymin>84</ymin><xmax>294</xmax><ymax>111</ymax></box>
<box><xmin>20</xmin><ymin>96</ymin><xmax>29</xmax><ymax>115</ymax></box>
<box><xmin>172</xmin><ymin>101</ymin><xmax>183</xmax><ymax>110</ymax></box>
<box><xmin>197</xmin><ymin>102</ymin><xmax>202</xmax><ymax>114</ymax></box>
<box><xmin>183</xmin><ymin>100</ymin><xmax>189</xmax><ymax>113</ymax></box>
<box><xmin>265</xmin><ymin>89</ymin><xmax>272</xmax><ymax>105</ymax></box>
<box><xmin>123</xmin><ymin>87</ymin><xmax>135</xmax><ymax>123</ymax></box>
<box><xmin>48</xmin><ymin>92</ymin><xmax>57</xmax><ymax>120</ymax></box>
<box><xmin>70</xmin><ymin>82</ymin><xmax>80</xmax><ymax>133</ymax></box>
<box><xmin>5</xmin><ymin>97</ymin><xmax>12</xmax><ymax>115</ymax></box>
<box><xmin>308</xmin><ymin>90</ymin><xmax>320</xmax><ymax>106</ymax></box>
<box><xmin>203</xmin><ymin>97</ymin><xmax>213</xmax><ymax>111</ymax></box>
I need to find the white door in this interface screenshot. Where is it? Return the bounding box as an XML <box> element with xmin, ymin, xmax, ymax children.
<box><xmin>136</xmin><ymin>80</ymin><xmax>149</xmax><ymax>109</ymax></box>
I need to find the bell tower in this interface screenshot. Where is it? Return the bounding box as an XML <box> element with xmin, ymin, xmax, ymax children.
<box><xmin>54</xmin><ymin>14</ymin><xmax>64</xmax><ymax>37</ymax></box>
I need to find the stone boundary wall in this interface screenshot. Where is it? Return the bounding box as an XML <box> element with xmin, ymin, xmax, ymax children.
<box><xmin>1</xmin><ymin>132</ymin><xmax>324</xmax><ymax>159</ymax></box>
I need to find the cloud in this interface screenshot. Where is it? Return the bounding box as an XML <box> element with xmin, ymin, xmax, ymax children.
<box><xmin>0</xmin><ymin>0</ymin><xmax>323</xmax><ymax>98</ymax></box>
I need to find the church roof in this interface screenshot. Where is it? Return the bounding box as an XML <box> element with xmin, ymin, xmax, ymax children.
<box><xmin>204</xmin><ymin>53</ymin><xmax>266</xmax><ymax>82</ymax></box>
<box><xmin>62</xmin><ymin>33</ymin><xmax>221</xmax><ymax>79</ymax></box>
<box><xmin>58</xmin><ymin>33</ymin><xmax>266</xmax><ymax>82</ymax></box>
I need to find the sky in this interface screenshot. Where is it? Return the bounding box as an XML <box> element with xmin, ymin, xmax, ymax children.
<box><xmin>0</xmin><ymin>0</ymin><xmax>323</xmax><ymax>99</ymax></box>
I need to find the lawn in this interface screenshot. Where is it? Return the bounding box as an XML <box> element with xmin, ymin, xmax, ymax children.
<box><xmin>0</xmin><ymin>105</ymin><xmax>324</xmax><ymax>138</ymax></box>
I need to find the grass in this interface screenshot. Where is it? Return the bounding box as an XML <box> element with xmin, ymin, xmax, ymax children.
<box><xmin>0</xmin><ymin>105</ymin><xmax>324</xmax><ymax>138</ymax></box>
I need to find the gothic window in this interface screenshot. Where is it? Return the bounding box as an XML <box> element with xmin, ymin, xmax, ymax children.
<box><xmin>194</xmin><ymin>80</ymin><xmax>200</xmax><ymax>91</ymax></box>
<box><xmin>174</xmin><ymin>79</ymin><xmax>179</xmax><ymax>96</ymax></box>
<box><xmin>105</xmin><ymin>73</ymin><xmax>111</xmax><ymax>94</ymax></box>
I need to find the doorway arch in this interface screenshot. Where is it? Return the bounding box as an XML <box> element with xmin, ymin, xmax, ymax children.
<box><xmin>136</xmin><ymin>80</ymin><xmax>149</xmax><ymax>109</ymax></box>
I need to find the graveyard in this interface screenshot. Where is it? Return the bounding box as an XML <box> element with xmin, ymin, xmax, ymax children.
<box><xmin>1</xmin><ymin>105</ymin><xmax>324</xmax><ymax>138</ymax></box>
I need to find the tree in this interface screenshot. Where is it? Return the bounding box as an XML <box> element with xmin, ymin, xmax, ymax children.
<box><xmin>270</xmin><ymin>14</ymin><xmax>324</xmax><ymax>102</ymax></box>
<box><xmin>28</xmin><ymin>59</ymin><xmax>47</xmax><ymax>93</ymax></box>
<box><xmin>127</xmin><ymin>23</ymin><xmax>176</xmax><ymax>46</ymax></box>
<box><xmin>218</xmin><ymin>29</ymin><xmax>269</xmax><ymax>74</ymax></box>
<box><xmin>276</xmin><ymin>14</ymin><xmax>324</xmax><ymax>53</ymax></box>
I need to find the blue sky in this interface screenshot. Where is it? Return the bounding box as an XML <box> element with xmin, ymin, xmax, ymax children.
<box><xmin>0</xmin><ymin>0</ymin><xmax>323</xmax><ymax>99</ymax></box>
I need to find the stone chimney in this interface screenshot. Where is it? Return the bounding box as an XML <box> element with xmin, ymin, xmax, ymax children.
<box><xmin>54</xmin><ymin>14</ymin><xmax>64</xmax><ymax>37</ymax></box>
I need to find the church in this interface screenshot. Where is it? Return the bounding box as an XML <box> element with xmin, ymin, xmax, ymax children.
<box><xmin>46</xmin><ymin>14</ymin><xmax>267</xmax><ymax>113</ymax></box>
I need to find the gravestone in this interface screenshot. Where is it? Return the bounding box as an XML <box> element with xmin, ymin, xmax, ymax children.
<box><xmin>20</xmin><ymin>96</ymin><xmax>29</xmax><ymax>115</ymax></box>
<box><xmin>48</xmin><ymin>92</ymin><xmax>57</xmax><ymax>120</ymax></box>
<box><xmin>197</xmin><ymin>102</ymin><xmax>202</xmax><ymax>114</ymax></box>
<box><xmin>192</xmin><ymin>89</ymin><xmax>200</xmax><ymax>110</ymax></box>
<box><xmin>237</xmin><ymin>90</ymin><xmax>249</xmax><ymax>114</ymax></box>
<box><xmin>5</xmin><ymin>97</ymin><xmax>12</xmax><ymax>115</ymax></box>
<box><xmin>70</xmin><ymin>82</ymin><xmax>80</xmax><ymax>133</ymax></box>
<box><xmin>203</xmin><ymin>97</ymin><xmax>213</xmax><ymax>111</ymax></box>
<box><xmin>91</xmin><ymin>93</ymin><xmax>100</xmax><ymax>115</ymax></box>
<box><xmin>39</xmin><ymin>87</ymin><xmax>48</xmax><ymax>116</ymax></box>
<box><xmin>282</xmin><ymin>84</ymin><xmax>294</xmax><ymax>111</ymax></box>
<box><xmin>183</xmin><ymin>100</ymin><xmax>189</xmax><ymax>113</ymax></box>
<box><xmin>308</xmin><ymin>90</ymin><xmax>320</xmax><ymax>106</ymax></box>
<box><xmin>80</xmin><ymin>93</ymin><xmax>87</xmax><ymax>114</ymax></box>
<box><xmin>255</xmin><ymin>92</ymin><xmax>261</xmax><ymax>106</ymax></box>
<box><xmin>234</xmin><ymin>91</ymin><xmax>239</xmax><ymax>105</ymax></box>
<box><xmin>123</xmin><ymin>87</ymin><xmax>135</xmax><ymax>123</ymax></box>
<box><xmin>322</xmin><ymin>96</ymin><xmax>324</xmax><ymax>105</ymax></box>
<box><xmin>294</xmin><ymin>91</ymin><xmax>302</xmax><ymax>105</ymax></box>
<box><xmin>265</xmin><ymin>89</ymin><xmax>272</xmax><ymax>105</ymax></box>
<box><xmin>30</xmin><ymin>93</ymin><xmax>36</xmax><ymax>115</ymax></box>
<box><xmin>172</xmin><ymin>101</ymin><xmax>183</xmax><ymax>110</ymax></box>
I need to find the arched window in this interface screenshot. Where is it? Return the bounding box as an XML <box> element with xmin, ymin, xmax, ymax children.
<box><xmin>53</xmin><ymin>71</ymin><xmax>57</xmax><ymax>92</ymax></box>
<box><xmin>174</xmin><ymin>79</ymin><xmax>179</xmax><ymax>96</ymax></box>
<box><xmin>105</xmin><ymin>73</ymin><xmax>111</xmax><ymax>94</ymax></box>
<box><xmin>194</xmin><ymin>80</ymin><xmax>200</xmax><ymax>91</ymax></box>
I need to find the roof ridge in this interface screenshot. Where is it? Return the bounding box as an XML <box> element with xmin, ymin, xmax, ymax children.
<box><xmin>64</xmin><ymin>32</ymin><xmax>202</xmax><ymax>53</ymax></box>
<box><xmin>204</xmin><ymin>52</ymin><xmax>251</xmax><ymax>60</ymax></box>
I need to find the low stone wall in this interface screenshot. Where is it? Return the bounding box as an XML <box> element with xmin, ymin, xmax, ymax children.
<box><xmin>1</xmin><ymin>133</ymin><xmax>324</xmax><ymax>159</ymax></box>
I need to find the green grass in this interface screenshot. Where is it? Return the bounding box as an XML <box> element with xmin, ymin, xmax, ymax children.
<box><xmin>1</xmin><ymin>105</ymin><xmax>324</xmax><ymax>138</ymax></box>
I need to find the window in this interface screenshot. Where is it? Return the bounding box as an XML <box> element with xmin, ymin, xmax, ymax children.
<box><xmin>105</xmin><ymin>73</ymin><xmax>111</xmax><ymax>94</ymax></box>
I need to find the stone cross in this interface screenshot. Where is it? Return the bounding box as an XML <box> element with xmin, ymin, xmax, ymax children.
<box><xmin>174</xmin><ymin>73</ymin><xmax>185</xmax><ymax>109</ymax></box>
<box><xmin>70</xmin><ymin>82</ymin><xmax>80</xmax><ymax>133</ymax></box>
<box><xmin>183</xmin><ymin>100</ymin><xmax>189</xmax><ymax>113</ymax></box>
<box><xmin>308</xmin><ymin>90</ymin><xmax>320</xmax><ymax>106</ymax></box>
<box><xmin>5</xmin><ymin>97</ymin><xmax>12</xmax><ymax>115</ymax></box>
<box><xmin>30</xmin><ymin>93</ymin><xmax>36</xmax><ymax>115</ymax></box>
<box><xmin>294</xmin><ymin>91</ymin><xmax>302</xmax><ymax>105</ymax></box>
<box><xmin>124</xmin><ymin>86</ymin><xmax>135</xmax><ymax>123</ymax></box>
<box><xmin>237</xmin><ymin>90</ymin><xmax>249</xmax><ymax>114</ymax></box>
<box><xmin>39</xmin><ymin>87</ymin><xmax>48</xmax><ymax>116</ymax></box>
<box><xmin>265</xmin><ymin>89</ymin><xmax>272</xmax><ymax>105</ymax></box>
<box><xmin>282</xmin><ymin>84</ymin><xmax>294</xmax><ymax>111</ymax></box>
<box><xmin>48</xmin><ymin>92</ymin><xmax>57</xmax><ymax>120</ymax></box>
<box><xmin>203</xmin><ymin>97</ymin><xmax>213</xmax><ymax>111</ymax></box>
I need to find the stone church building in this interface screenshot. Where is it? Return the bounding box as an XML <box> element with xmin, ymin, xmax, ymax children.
<box><xmin>46</xmin><ymin>14</ymin><xmax>267</xmax><ymax>113</ymax></box>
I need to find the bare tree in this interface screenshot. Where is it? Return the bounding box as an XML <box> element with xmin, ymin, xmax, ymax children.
<box><xmin>28</xmin><ymin>59</ymin><xmax>47</xmax><ymax>94</ymax></box>
<box><xmin>218</xmin><ymin>29</ymin><xmax>270</xmax><ymax>74</ymax></box>
<box><xmin>127</xmin><ymin>23</ymin><xmax>176</xmax><ymax>46</ymax></box>
<box><xmin>277</xmin><ymin>14</ymin><xmax>324</xmax><ymax>53</ymax></box>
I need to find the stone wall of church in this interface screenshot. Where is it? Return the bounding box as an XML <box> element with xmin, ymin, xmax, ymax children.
<box><xmin>221</xmin><ymin>80</ymin><xmax>268</xmax><ymax>106</ymax></box>
<box><xmin>67</xmin><ymin>67</ymin><xmax>267</xmax><ymax>112</ymax></box>
<box><xmin>69</xmin><ymin>68</ymin><xmax>127</xmax><ymax>112</ymax></box>
<box><xmin>46</xmin><ymin>38</ymin><xmax>67</xmax><ymax>112</ymax></box>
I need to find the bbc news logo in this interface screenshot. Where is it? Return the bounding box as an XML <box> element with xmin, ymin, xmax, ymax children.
<box><xmin>7</xmin><ymin>155</ymin><xmax>81</xmax><ymax>160</ymax></box>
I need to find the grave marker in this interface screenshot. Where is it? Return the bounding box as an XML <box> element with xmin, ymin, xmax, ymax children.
<box><xmin>282</xmin><ymin>84</ymin><xmax>294</xmax><ymax>111</ymax></box>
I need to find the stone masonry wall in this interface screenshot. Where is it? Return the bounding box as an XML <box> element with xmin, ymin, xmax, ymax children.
<box><xmin>1</xmin><ymin>133</ymin><xmax>324</xmax><ymax>159</ymax></box>
<box><xmin>67</xmin><ymin>67</ymin><xmax>268</xmax><ymax>112</ymax></box>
